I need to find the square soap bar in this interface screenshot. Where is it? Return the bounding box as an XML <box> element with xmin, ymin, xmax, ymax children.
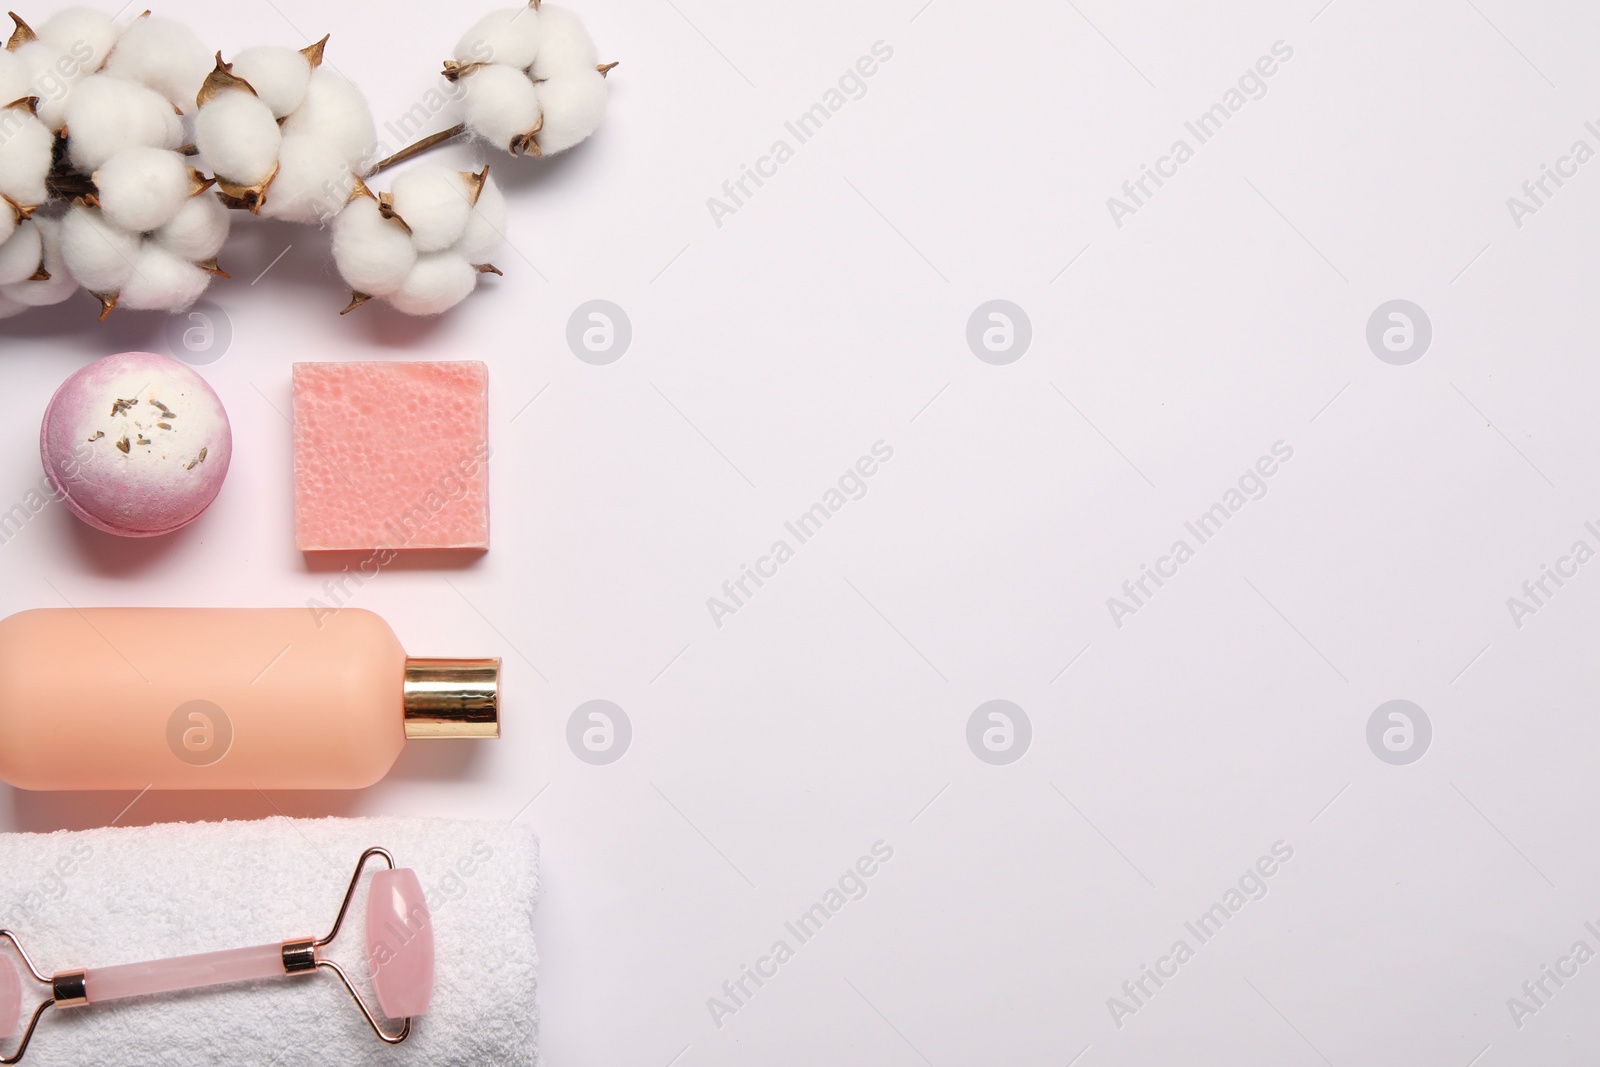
<box><xmin>292</xmin><ymin>361</ymin><xmax>490</xmax><ymax>552</ymax></box>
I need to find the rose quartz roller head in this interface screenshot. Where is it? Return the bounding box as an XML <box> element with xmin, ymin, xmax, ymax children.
<box><xmin>0</xmin><ymin>848</ymin><xmax>431</xmax><ymax>1063</ymax></box>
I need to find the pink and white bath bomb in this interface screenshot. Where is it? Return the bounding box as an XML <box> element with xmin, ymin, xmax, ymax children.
<box><xmin>40</xmin><ymin>351</ymin><xmax>232</xmax><ymax>537</ymax></box>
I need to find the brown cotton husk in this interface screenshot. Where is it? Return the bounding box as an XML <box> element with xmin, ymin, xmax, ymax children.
<box><xmin>376</xmin><ymin>192</ymin><xmax>412</xmax><ymax>235</ymax></box>
<box><xmin>27</xmin><ymin>265</ymin><xmax>47</xmax><ymax>281</ymax></box>
<box><xmin>340</xmin><ymin>291</ymin><xmax>372</xmax><ymax>315</ymax></box>
<box><xmin>509</xmin><ymin>115</ymin><xmax>543</xmax><ymax>157</ymax></box>
<box><xmin>461</xmin><ymin>165</ymin><xmax>488</xmax><ymax>206</ymax></box>
<box><xmin>5</xmin><ymin>12</ymin><xmax>35</xmax><ymax>50</ymax></box>
<box><xmin>300</xmin><ymin>34</ymin><xmax>328</xmax><ymax>68</ymax></box>
<box><xmin>441</xmin><ymin>59</ymin><xmax>487</xmax><ymax>83</ymax></box>
<box><xmin>93</xmin><ymin>292</ymin><xmax>116</xmax><ymax>321</ymax></box>
<box><xmin>198</xmin><ymin>257</ymin><xmax>228</xmax><ymax>278</ymax></box>
<box><xmin>475</xmin><ymin>263</ymin><xmax>501</xmax><ymax>275</ymax></box>
<box><xmin>597</xmin><ymin>61</ymin><xmax>619</xmax><ymax>77</ymax></box>
<box><xmin>4</xmin><ymin>94</ymin><xmax>37</xmax><ymax>113</ymax></box>
<box><xmin>215</xmin><ymin>161</ymin><xmax>277</xmax><ymax>214</ymax></box>
<box><xmin>187</xmin><ymin>168</ymin><xmax>215</xmax><ymax>197</ymax></box>
<box><xmin>197</xmin><ymin>53</ymin><xmax>257</xmax><ymax>107</ymax></box>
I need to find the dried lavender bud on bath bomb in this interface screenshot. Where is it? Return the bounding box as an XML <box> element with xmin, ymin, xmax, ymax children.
<box><xmin>40</xmin><ymin>351</ymin><xmax>232</xmax><ymax>536</ymax></box>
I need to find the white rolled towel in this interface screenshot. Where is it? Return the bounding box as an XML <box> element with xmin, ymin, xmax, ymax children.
<box><xmin>0</xmin><ymin>815</ymin><xmax>538</xmax><ymax>1065</ymax></box>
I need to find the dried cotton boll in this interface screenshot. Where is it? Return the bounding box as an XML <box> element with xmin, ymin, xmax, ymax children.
<box><xmin>61</xmin><ymin>205</ymin><xmax>141</xmax><ymax>293</ymax></box>
<box><xmin>154</xmin><ymin>193</ymin><xmax>230</xmax><ymax>262</ymax></box>
<box><xmin>532</xmin><ymin>68</ymin><xmax>607</xmax><ymax>155</ymax></box>
<box><xmin>332</xmin><ymin>196</ymin><xmax>417</xmax><ymax>296</ymax></box>
<box><xmin>460</xmin><ymin>64</ymin><xmax>540</xmax><ymax>153</ymax></box>
<box><xmin>64</xmin><ymin>75</ymin><xmax>182</xmax><ymax>172</ymax></box>
<box><xmin>0</xmin><ymin>108</ymin><xmax>53</xmax><ymax>207</ymax></box>
<box><xmin>103</xmin><ymin>15</ymin><xmax>211</xmax><ymax>112</ymax></box>
<box><xmin>228</xmin><ymin>45</ymin><xmax>311</xmax><ymax>118</ymax></box>
<box><xmin>194</xmin><ymin>89</ymin><xmax>281</xmax><ymax>185</ymax></box>
<box><xmin>388</xmin><ymin>166</ymin><xmax>473</xmax><ymax>253</ymax></box>
<box><xmin>93</xmin><ymin>146</ymin><xmax>198</xmax><ymax>233</ymax></box>
<box><xmin>117</xmin><ymin>244</ymin><xmax>210</xmax><ymax>311</ymax></box>
<box><xmin>454</xmin><ymin>172</ymin><xmax>506</xmax><ymax>263</ymax></box>
<box><xmin>259</xmin><ymin>133</ymin><xmax>353</xmax><ymax>225</ymax></box>
<box><xmin>3</xmin><ymin>217</ymin><xmax>78</xmax><ymax>306</ymax></box>
<box><xmin>283</xmin><ymin>68</ymin><xmax>376</xmax><ymax>171</ymax></box>
<box><xmin>0</xmin><ymin>221</ymin><xmax>41</xmax><ymax>285</ymax></box>
<box><xmin>37</xmin><ymin>7</ymin><xmax>120</xmax><ymax>72</ymax></box>
<box><xmin>529</xmin><ymin>5</ymin><xmax>600</xmax><ymax>78</ymax></box>
<box><xmin>387</xmin><ymin>252</ymin><xmax>476</xmax><ymax>315</ymax></box>
<box><xmin>454</xmin><ymin>7</ymin><xmax>542</xmax><ymax>71</ymax></box>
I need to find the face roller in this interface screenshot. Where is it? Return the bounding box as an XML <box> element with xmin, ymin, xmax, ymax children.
<box><xmin>0</xmin><ymin>848</ymin><xmax>432</xmax><ymax>1063</ymax></box>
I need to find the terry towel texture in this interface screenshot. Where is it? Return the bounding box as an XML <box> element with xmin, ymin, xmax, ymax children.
<box><xmin>0</xmin><ymin>815</ymin><xmax>538</xmax><ymax>1066</ymax></box>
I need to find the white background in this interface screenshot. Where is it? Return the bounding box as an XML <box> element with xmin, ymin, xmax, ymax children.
<box><xmin>5</xmin><ymin>0</ymin><xmax>1600</xmax><ymax>1064</ymax></box>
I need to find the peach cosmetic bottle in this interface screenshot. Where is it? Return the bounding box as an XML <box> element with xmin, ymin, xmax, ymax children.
<box><xmin>0</xmin><ymin>608</ymin><xmax>498</xmax><ymax>790</ymax></box>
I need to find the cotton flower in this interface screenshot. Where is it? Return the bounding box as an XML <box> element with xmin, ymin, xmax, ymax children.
<box><xmin>92</xmin><ymin>145</ymin><xmax>211</xmax><ymax>232</ymax></box>
<box><xmin>153</xmin><ymin>192</ymin><xmax>230</xmax><ymax>263</ymax></box>
<box><xmin>62</xmin><ymin>74</ymin><xmax>181</xmax><ymax>172</ymax></box>
<box><xmin>228</xmin><ymin>41</ymin><xmax>314</xmax><ymax>117</ymax></box>
<box><xmin>61</xmin><ymin>199</ymin><xmax>225</xmax><ymax>318</ymax></box>
<box><xmin>193</xmin><ymin>88</ymin><xmax>281</xmax><ymax>186</ymax></box>
<box><xmin>5</xmin><ymin>9</ymin><xmax>117</xmax><ymax>131</ymax></box>
<box><xmin>0</xmin><ymin>3</ymin><xmax>612</xmax><ymax>322</ymax></box>
<box><xmin>450</xmin><ymin>2</ymin><xmax>612</xmax><ymax>157</ymax></box>
<box><xmin>102</xmin><ymin>13</ymin><xmax>210</xmax><ymax>113</ymax></box>
<box><xmin>194</xmin><ymin>41</ymin><xmax>374</xmax><ymax>223</ymax></box>
<box><xmin>117</xmin><ymin>242</ymin><xmax>210</xmax><ymax>310</ymax></box>
<box><xmin>333</xmin><ymin>166</ymin><xmax>504</xmax><ymax>316</ymax></box>
<box><xmin>0</xmin><ymin>216</ymin><xmax>40</xmax><ymax>283</ymax></box>
<box><xmin>0</xmin><ymin>99</ymin><xmax>53</xmax><ymax>214</ymax></box>
<box><xmin>1</xmin><ymin>216</ymin><xmax>77</xmax><ymax>306</ymax></box>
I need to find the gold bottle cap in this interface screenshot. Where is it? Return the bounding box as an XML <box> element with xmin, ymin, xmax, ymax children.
<box><xmin>402</xmin><ymin>657</ymin><xmax>500</xmax><ymax>739</ymax></box>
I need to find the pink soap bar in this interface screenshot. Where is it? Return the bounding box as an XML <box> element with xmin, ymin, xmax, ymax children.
<box><xmin>292</xmin><ymin>361</ymin><xmax>489</xmax><ymax>552</ymax></box>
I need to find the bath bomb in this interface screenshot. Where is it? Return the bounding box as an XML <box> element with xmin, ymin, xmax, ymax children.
<box><xmin>292</xmin><ymin>361</ymin><xmax>489</xmax><ymax>552</ymax></box>
<box><xmin>40</xmin><ymin>352</ymin><xmax>232</xmax><ymax>537</ymax></box>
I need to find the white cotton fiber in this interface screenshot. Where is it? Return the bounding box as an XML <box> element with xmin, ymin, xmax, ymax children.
<box><xmin>37</xmin><ymin>7</ymin><xmax>119</xmax><ymax>73</ymax></box>
<box><xmin>0</xmin><ymin>206</ymin><xmax>14</xmax><ymax>247</ymax></box>
<box><xmin>0</xmin><ymin>220</ymin><xmax>41</xmax><ymax>285</ymax></box>
<box><xmin>533</xmin><ymin>68</ymin><xmax>607</xmax><ymax>154</ymax></box>
<box><xmin>0</xmin><ymin>109</ymin><xmax>54</xmax><ymax>207</ymax></box>
<box><xmin>0</xmin><ymin>290</ymin><xmax>24</xmax><ymax>318</ymax></box>
<box><xmin>64</xmin><ymin>75</ymin><xmax>181</xmax><ymax>172</ymax></box>
<box><xmin>0</xmin><ymin>50</ymin><xmax>30</xmax><ymax>106</ymax></box>
<box><xmin>389</xmin><ymin>166</ymin><xmax>472</xmax><ymax>253</ymax></box>
<box><xmin>117</xmin><ymin>242</ymin><xmax>209</xmax><ymax>310</ymax></box>
<box><xmin>3</xmin><ymin>216</ymin><xmax>77</xmax><ymax>305</ymax></box>
<box><xmin>228</xmin><ymin>45</ymin><xmax>311</xmax><ymax>118</ymax></box>
<box><xmin>154</xmin><ymin>192</ymin><xmax>230</xmax><ymax>261</ymax></box>
<box><xmin>461</xmin><ymin>64</ymin><xmax>540</xmax><ymax>151</ymax></box>
<box><xmin>259</xmin><ymin>133</ymin><xmax>352</xmax><ymax>225</ymax></box>
<box><xmin>388</xmin><ymin>251</ymin><xmax>476</xmax><ymax>315</ymax></box>
<box><xmin>454</xmin><ymin>7</ymin><xmax>542</xmax><ymax>70</ymax></box>
<box><xmin>93</xmin><ymin>146</ymin><xmax>192</xmax><ymax>233</ymax></box>
<box><xmin>61</xmin><ymin>205</ymin><xmax>141</xmax><ymax>292</ymax></box>
<box><xmin>195</xmin><ymin>89</ymin><xmax>281</xmax><ymax>185</ymax></box>
<box><xmin>13</xmin><ymin>40</ymin><xmax>85</xmax><ymax>131</ymax></box>
<box><xmin>103</xmin><ymin>16</ymin><xmax>211</xmax><ymax>112</ymax></box>
<box><xmin>332</xmin><ymin>196</ymin><xmax>417</xmax><ymax>296</ymax></box>
<box><xmin>529</xmin><ymin>5</ymin><xmax>599</xmax><ymax>78</ymax></box>
<box><xmin>283</xmin><ymin>68</ymin><xmax>375</xmax><ymax>171</ymax></box>
<box><xmin>455</xmin><ymin>172</ymin><xmax>506</xmax><ymax>263</ymax></box>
